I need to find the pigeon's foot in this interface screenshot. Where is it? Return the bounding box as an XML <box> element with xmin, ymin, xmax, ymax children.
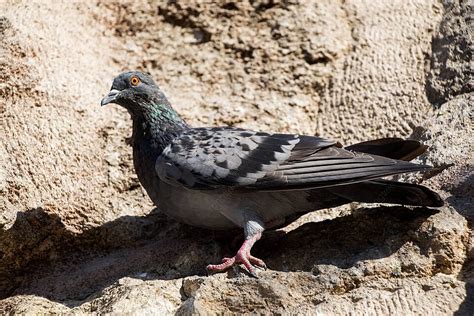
<box><xmin>207</xmin><ymin>233</ymin><xmax>265</xmax><ymax>277</ymax></box>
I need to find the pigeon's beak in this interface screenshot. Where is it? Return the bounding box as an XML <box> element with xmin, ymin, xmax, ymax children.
<box><xmin>101</xmin><ymin>89</ymin><xmax>121</xmax><ymax>106</ymax></box>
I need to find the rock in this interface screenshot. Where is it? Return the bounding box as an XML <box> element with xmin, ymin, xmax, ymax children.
<box><xmin>78</xmin><ymin>278</ymin><xmax>182</xmax><ymax>315</ymax></box>
<box><xmin>425</xmin><ymin>0</ymin><xmax>473</xmax><ymax>106</ymax></box>
<box><xmin>0</xmin><ymin>0</ymin><xmax>472</xmax><ymax>314</ymax></box>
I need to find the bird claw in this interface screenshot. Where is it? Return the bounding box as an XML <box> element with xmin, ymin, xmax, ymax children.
<box><xmin>249</xmin><ymin>255</ymin><xmax>267</xmax><ymax>270</ymax></box>
<box><xmin>254</xmin><ymin>263</ymin><xmax>267</xmax><ymax>271</ymax></box>
<box><xmin>207</xmin><ymin>253</ymin><xmax>266</xmax><ymax>278</ymax></box>
<box><xmin>207</xmin><ymin>233</ymin><xmax>264</xmax><ymax>277</ymax></box>
<box><xmin>246</xmin><ymin>267</ymin><xmax>259</xmax><ymax>278</ymax></box>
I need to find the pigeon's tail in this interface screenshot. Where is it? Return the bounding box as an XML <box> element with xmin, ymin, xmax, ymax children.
<box><xmin>328</xmin><ymin>179</ymin><xmax>444</xmax><ymax>207</ymax></box>
<box><xmin>346</xmin><ymin>138</ymin><xmax>428</xmax><ymax>161</ymax></box>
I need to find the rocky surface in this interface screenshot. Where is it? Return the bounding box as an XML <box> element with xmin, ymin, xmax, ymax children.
<box><xmin>0</xmin><ymin>0</ymin><xmax>472</xmax><ymax>314</ymax></box>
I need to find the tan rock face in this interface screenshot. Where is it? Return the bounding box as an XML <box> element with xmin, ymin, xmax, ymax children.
<box><xmin>0</xmin><ymin>0</ymin><xmax>472</xmax><ymax>314</ymax></box>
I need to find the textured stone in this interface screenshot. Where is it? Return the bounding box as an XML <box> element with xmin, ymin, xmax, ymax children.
<box><xmin>0</xmin><ymin>0</ymin><xmax>472</xmax><ymax>314</ymax></box>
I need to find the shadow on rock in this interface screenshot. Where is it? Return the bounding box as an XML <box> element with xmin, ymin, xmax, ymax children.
<box><xmin>0</xmin><ymin>205</ymin><xmax>439</xmax><ymax>306</ymax></box>
<box><xmin>451</xmin><ymin>173</ymin><xmax>474</xmax><ymax>315</ymax></box>
<box><xmin>446</xmin><ymin>172</ymin><xmax>474</xmax><ymax>221</ymax></box>
<box><xmin>256</xmin><ymin>206</ymin><xmax>437</xmax><ymax>272</ymax></box>
<box><xmin>455</xmin><ymin>255</ymin><xmax>474</xmax><ymax>315</ymax></box>
<box><xmin>0</xmin><ymin>207</ymin><xmax>228</xmax><ymax>303</ymax></box>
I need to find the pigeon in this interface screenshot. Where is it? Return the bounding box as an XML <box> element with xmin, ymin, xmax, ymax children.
<box><xmin>101</xmin><ymin>71</ymin><xmax>444</xmax><ymax>277</ymax></box>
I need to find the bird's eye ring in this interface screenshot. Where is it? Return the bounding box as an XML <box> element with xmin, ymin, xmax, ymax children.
<box><xmin>130</xmin><ymin>76</ymin><xmax>140</xmax><ymax>86</ymax></box>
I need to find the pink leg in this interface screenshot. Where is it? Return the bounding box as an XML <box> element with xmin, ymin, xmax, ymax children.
<box><xmin>206</xmin><ymin>232</ymin><xmax>265</xmax><ymax>277</ymax></box>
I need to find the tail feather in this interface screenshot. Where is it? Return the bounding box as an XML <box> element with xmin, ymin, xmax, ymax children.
<box><xmin>328</xmin><ymin>179</ymin><xmax>444</xmax><ymax>207</ymax></box>
<box><xmin>346</xmin><ymin>138</ymin><xmax>428</xmax><ymax>161</ymax></box>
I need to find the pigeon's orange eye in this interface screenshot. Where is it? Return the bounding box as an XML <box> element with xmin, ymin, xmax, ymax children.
<box><xmin>130</xmin><ymin>76</ymin><xmax>140</xmax><ymax>86</ymax></box>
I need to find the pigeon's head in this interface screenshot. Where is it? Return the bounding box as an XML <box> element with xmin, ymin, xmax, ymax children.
<box><xmin>101</xmin><ymin>71</ymin><xmax>170</xmax><ymax>118</ymax></box>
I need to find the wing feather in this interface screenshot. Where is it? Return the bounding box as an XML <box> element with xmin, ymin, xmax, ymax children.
<box><xmin>155</xmin><ymin>127</ymin><xmax>430</xmax><ymax>191</ymax></box>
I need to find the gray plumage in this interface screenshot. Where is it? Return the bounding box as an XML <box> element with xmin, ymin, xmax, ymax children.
<box><xmin>101</xmin><ymin>71</ymin><xmax>443</xmax><ymax>276</ymax></box>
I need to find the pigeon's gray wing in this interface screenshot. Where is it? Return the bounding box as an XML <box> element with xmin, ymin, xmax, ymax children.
<box><xmin>155</xmin><ymin>127</ymin><xmax>430</xmax><ymax>191</ymax></box>
<box><xmin>156</xmin><ymin>127</ymin><xmax>308</xmax><ymax>189</ymax></box>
